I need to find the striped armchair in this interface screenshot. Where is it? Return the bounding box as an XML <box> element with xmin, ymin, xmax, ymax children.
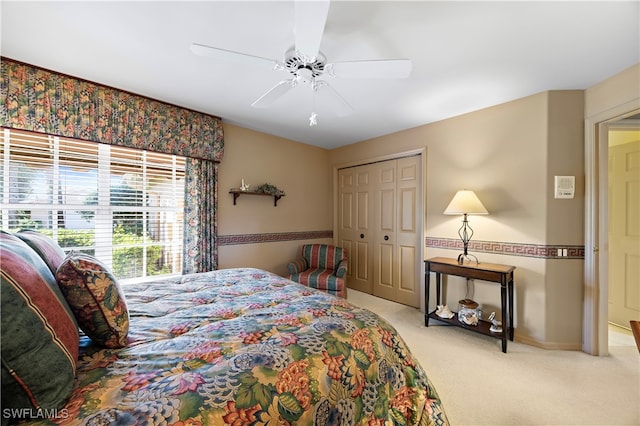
<box><xmin>287</xmin><ymin>244</ymin><xmax>348</xmax><ymax>298</ymax></box>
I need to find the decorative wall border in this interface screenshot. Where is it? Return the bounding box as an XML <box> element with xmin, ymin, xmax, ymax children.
<box><xmin>426</xmin><ymin>237</ymin><xmax>585</xmax><ymax>259</ymax></box>
<box><xmin>220</xmin><ymin>232</ymin><xmax>585</xmax><ymax>259</ymax></box>
<box><xmin>218</xmin><ymin>230</ymin><xmax>333</xmax><ymax>246</ymax></box>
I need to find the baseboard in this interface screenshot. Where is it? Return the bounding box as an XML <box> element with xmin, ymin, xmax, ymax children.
<box><xmin>515</xmin><ymin>334</ymin><xmax>582</xmax><ymax>351</ymax></box>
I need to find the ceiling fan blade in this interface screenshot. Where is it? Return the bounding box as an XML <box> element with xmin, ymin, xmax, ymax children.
<box><xmin>251</xmin><ymin>80</ymin><xmax>296</xmax><ymax>108</ymax></box>
<box><xmin>314</xmin><ymin>81</ymin><xmax>354</xmax><ymax>117</ymax></box>
<box><xmin>294</xmin><ymin>0</ymin><xmax>330</xmax><ymax>60</ymax></box>
<box><xmin>190</xmin><ymin>43</ymin><xmax>281</xmax><ymax>69</ymax></box>
<box><xmin>326</xmin><ymin>59</ymin><xmax>413</xmax><ymax>79</ymax></box>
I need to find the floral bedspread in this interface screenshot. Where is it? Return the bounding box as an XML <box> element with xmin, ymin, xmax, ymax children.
<box><xmin>32</xmin><ymin>268</ymin><xmax>448</xmax><ymax>425</ymax></box>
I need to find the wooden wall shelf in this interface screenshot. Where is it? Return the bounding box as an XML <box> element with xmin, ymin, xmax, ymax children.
<box><xmin>229</xmin><ymin>189</ymin><xmax>284</xmax><ymax>207</ymax></box>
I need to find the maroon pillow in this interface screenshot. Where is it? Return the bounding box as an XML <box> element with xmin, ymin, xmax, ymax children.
<box><xmin>15</xmin><ymin>230</ymin><xmax>66</xmax><ymax>275</ymax></box>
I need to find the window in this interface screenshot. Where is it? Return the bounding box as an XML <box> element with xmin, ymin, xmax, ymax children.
<box><xmin>1</xmin><ymin>128</ymin><xmax>185</xmax><ymax>280</ymax></box>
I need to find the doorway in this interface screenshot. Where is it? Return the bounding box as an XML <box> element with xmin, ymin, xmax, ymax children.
<box><xmin>584</xmin><ymin>106</ymin><xmax>640</xmax><ymax>356</ymax></box>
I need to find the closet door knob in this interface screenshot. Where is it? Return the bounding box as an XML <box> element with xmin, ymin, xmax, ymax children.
<box><xmin>384</xmin><ymin>235</ymin><xmax>389</xmax><ymax>241</ymax></box>
<box><xmin>360</xmin><ymin>234</ymin><xmax>365</xmax><ymax>239</ymax></box>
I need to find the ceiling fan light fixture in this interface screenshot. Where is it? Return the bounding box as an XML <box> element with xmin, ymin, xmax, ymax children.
<box><xmin>297</xmin><ymin>67</ymin><xmax>314</xmax><ymax>84</ymax></box>
<box><xmin>284</xmin><ymin>47</ymin><xmax>325</xmax><ymax>79</ymax></box>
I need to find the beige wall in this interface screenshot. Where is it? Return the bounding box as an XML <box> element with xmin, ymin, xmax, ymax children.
<box><xmin>544</xmin><ymin>91</ymin><xmax>586</xmax><ymax>346</ymax></box>
<box><xmin>217</xmin><ymin>123</ymin><xmax>332</xmax><ymax>276</ymax></box>
<box><xmin>329</xmin><ymin>90</ymin><xmax>585</xmax><ymax>348</ymax></box>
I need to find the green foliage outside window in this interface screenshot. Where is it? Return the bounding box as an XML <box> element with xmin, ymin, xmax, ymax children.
<box><xmin>111</xmin><ymin>225</ymin><xmax>172</xmax><ymax>278</ymax></box>
<box><xmin>12</xmin><ymin>226</ymin><xmax>171</xmax><ymax>280</ymax></box>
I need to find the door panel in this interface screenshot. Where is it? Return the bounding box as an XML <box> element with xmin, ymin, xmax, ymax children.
<box><xmin>400</xmin><ymin>188</ymin><xmax>416</xmax><ymax>232</ymax></box>
<box><xmin>339</xmin><ymin>165</ymin><xmax>373</xmax><ymax>293</ymax></box>
<box><xmin>355</xmin><ymin>168</ymin><xmax>373</xmax><ymax>290</ymax></box>
<box><xmin>339</xmin><ymin>175</ymin><xmax>355</xmax><ymax>285</ymax></box>
<box><xmin>609</xmin><ymin>140</ymin><xmax>640</xmax><ymax>327</ymax></box>
<box><xmin>339</xmin><ymin>191</ymin><xmax>354</xmax><ymax>277</ymax></box>
<box><xmin>356</xmin><ymin>241</ymin><xmax>370</xmax><ymax>283</ymax></box>
<box><xmin>357</xmin><ymin>191</ymin><xmax>369</xmax><ymax>230</ymax></box>
<box><xmin>378</xmin><ymin>243</ymin><xmax>394</xmax><ymax>287</ymax></box>
<box><xmin>341</xmin><ymin>192</ymin><xmax>353</xmax><ymax>229</ymax></box>
<box><xmin>395</xmin><ymin>156</ymin><xmax>421</xmax><ymax>306</ymax></box>
<box><xmin>380</xmin><ymin>189</ymin><xmax>395</xmax><ymax>230</ymax></box>
<box><xmin>373</xmin><ymin>161</ymin><xmax>397</xmax><ymax>300</ymax></box>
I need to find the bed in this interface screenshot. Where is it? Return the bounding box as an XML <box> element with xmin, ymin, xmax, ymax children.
<box><xmin>1</xmin><ymin>231</ymin><xmax>449</xmax><ymax>425</ymax></box>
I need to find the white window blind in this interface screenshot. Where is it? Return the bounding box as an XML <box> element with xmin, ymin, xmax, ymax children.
<box><xmin>1</xmin><ymin>128</ymin><xmax>185</xmax><ymax>280</ymax></box>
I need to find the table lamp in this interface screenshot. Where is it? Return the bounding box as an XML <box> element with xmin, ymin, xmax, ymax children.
<box><xmin>444</xmin><ymin>190</ymin><xmax>488</xmax><ymax>264</ymax></box>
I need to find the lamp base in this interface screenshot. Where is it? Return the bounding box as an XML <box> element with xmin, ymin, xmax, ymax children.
<box><xmin>457</xmin><ymin>253</ymin><xmax>479</xmax><ymax>265</ymax></box>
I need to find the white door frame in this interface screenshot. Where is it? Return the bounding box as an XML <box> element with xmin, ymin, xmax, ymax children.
<box><xmin>583</xmin><ymin>101</ymin><xmax>640</xmax><ymax>356</ymax></box>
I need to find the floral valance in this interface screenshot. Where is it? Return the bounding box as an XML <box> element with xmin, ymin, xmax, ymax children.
<box><xmin>0</xmin><ymin>58</ymin><xmax>224</xmax><ymax>162</ymax></box>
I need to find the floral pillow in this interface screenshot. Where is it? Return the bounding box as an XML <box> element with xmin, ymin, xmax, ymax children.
<box><xmin>56</xmin><ymin>252</ymin><xmax>129</xmax><ymax>348</ymax></box>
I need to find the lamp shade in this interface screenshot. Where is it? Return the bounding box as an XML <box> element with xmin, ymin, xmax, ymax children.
<box><xmin>444</xmin><ymin>190</ymin><xmax>489</xmax><ymax>215</ymax></box>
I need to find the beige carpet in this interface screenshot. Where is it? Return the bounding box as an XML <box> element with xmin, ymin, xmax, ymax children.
<box><xmin>347</xmin><ymin>289</ymin><xmax>640</xmax><ymax>426</ymax></box>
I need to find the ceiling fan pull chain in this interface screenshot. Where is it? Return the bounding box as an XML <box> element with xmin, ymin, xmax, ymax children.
<box><xmin>310</xmin><ymin>79</ymin><xmax>318</xmax><ymax>127</ymax></box>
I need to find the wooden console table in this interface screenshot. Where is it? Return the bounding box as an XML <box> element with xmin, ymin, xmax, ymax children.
<box><xmin>424</xmin><ymin>257</ymin><xmax>515</xmax><ymax>353</ymax></box>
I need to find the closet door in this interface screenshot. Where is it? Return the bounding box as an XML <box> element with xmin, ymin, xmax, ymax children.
<box><xmin>372</xmin><ymin>156</ymin><xmax>421</xmax><ymax>307</ymax></box>
<box><xmin>395</xmin><ymin>156</ymin><xmax>422</xmax><ymax>307</ymax></box>
<box><xmin>372</xmin><ymin>160</ymin><xmax>397</xmax><ymax>301</ymax></box>
<box><xmin>338</xmin><ymin>165</ymin><xmax>373</xmax><ymax>293</ymax></box>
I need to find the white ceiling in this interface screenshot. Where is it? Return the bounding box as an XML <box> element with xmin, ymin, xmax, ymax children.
<box><xmin>2</xmin><ymin>1</ymin><xmax>639</xmax><ymax>149</ymax></box>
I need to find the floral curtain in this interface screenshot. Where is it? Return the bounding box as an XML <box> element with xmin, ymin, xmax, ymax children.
<box><xmin>0</xmin><ymin>58</ymin><xmax>223</xmax><ymax>161</ymax></box>
<box><xmin>183</xmin><ymin>158</ymin><xmax>218</xmax><ymax>273</ymax></box>
<box><xmin>1</xmin><ymin>58</ymin><xmax>223</xmax><ymax>272</ymax></box>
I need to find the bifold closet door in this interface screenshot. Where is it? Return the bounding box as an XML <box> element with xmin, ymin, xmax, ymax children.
<box><xmin>339</xmin><ymin>155</ymin><xmax>422</xmax><ymax>307</ymax></box>
<box><xmin>338</xmin><ymin>164</ymin><xmax>373</xmax><ymax>294</ymax></box>
<box><xmin>372</xmin><ymin>156</ymin><xmax>421</xmax><ymax>308</ymax></box>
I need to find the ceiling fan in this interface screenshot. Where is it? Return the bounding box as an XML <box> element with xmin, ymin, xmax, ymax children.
<box><xmin>190</xmin><ymin>0</ymin><xmax>412</xmax><ymax>126</ymax></box>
